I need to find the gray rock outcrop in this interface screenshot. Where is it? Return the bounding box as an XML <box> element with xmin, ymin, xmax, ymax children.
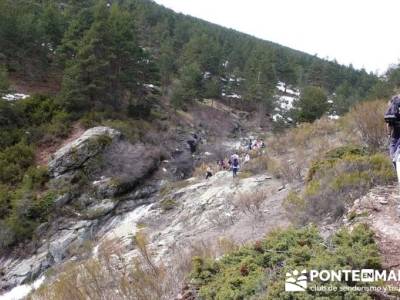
<box><xmin>48</xmin><ymin>126</ymin><xmax>121</xmax><ymax>178</ymax></box>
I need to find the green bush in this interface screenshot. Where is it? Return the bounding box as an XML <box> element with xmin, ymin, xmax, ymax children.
<box><xmin>22</xmin><ymin>166</ymin><xmax>50</xmax><ymax>190</ymax></box>
<box><xmin>102</xmin><ymin>119</ymin><xmax>152</xmax><ymax>144</ymax></box>
<box><xmin>0</xmin><ymin>95</ymin><xmax>72</xmax><ymax>151</ymax></box>
<box><xmin>0</xmin><ymin>142</ymin><xmax>35</xmax><ymax>185</ymax></box>
<box><xmin>0</xmin><ymin>165</ymin><xmax>53</xmax><ymax>249</ymax></box>
<box><xmin>191</xmin><ymin>224</ymin><xmax>380</xmax><ymax>300</ymax></box>
<box><xmin>0</xmin><ymin>65</ymin><xmax>9</xmax><ymax>94</ymax></box>
<box><xmin>0</xmin><ymin>184</ymin><xmax>11</xmax><ymax>219</ymax></box>
<box><xmin>286</xmin><ymin>146</ymin><xmax>396</xmax><ymax>224</ymax></box>
<box><xmin>306</xmin><ymin>145</ymin><xmax>367</xmax><ymax>182</ymax></box>
<box><xmin>1</xmin><ymin>189</ymin><xmax>56</xmax><ymax>248</ymax></box>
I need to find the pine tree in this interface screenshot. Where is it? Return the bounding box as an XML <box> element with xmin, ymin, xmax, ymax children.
<box><xmin>180</xmin><ymin>34</ymin><xmax>222</xmax><ymax>75</ymax></box>
<box><xmin>0</xmin><ymin>65</ymin><xmax>9</xmax><ymax>95</ymax></box>
<box><xmin>243</xmin><ymin>48</ymin><xmax>277</xmax><ymax>112</ymax></box>
<box><xmin>274</xmin><ymin>49</ymin><xmax>297</xmax><ymax>86</ymax></box>
<box><xmin>158</xmin><ymin>40</ymin><xmax>176</xmax><ymax>90</ymax></box>
<box><xmin>293</xmin><ymin>86</ymin><xmax>329</xmax><ymax>123</ymax></box>
<box><xmin>60</xmin><ymin>1</ymin><xmax>148</xmax><ymax>115</ymax></box>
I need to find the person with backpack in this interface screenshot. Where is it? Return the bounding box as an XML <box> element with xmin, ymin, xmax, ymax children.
<box><xmin>384</xmin><ymin>95</ymin><xmax>400</xmax><ymax>170</ymax></box>
<box><xmin>231</xmin><ymin>154</ymin><xmax>240</xmax><ymax>177</ymax></box>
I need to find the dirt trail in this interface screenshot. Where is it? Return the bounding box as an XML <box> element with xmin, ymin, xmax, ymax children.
<box><xmin>35</xmin><ymin>123</ymin><xmax>85</xmax><ymax>166</ymax></box>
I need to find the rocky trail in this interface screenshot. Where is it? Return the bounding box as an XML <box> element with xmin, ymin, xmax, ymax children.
<box><xmin>101</xmin><ymin>171</ymin><xmax>291</xmax><ymax>264</ymax></box>
<box><xmin>346</xmin><ymin>185</ymin><xmax>400</xmax><ymax>271</ymax></box>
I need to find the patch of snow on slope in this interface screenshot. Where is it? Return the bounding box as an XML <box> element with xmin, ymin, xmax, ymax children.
<box><xmin>226</xmin><ymin>94</ymin><xmax>242</xmax><ymax>99</ymax></box>
<box><xmin>2</xmin><ymin>93</ymin><xmax>29</xmax><ymax>101</ymax></box>
<box><xmin>276</xmin><ymin>81</ymin><xmax>300</xmax><ymax>96</ymax></box>
<box><xmin>328</xmin><ymin>114</ymin><xmax>340</xmax><ymax>120</ymax></box>
<box><xmin>273</xmin><ymin>82</ymin><xmax>300</xmax><ymax>122</ymax></box>
<box><xmin>278</xmin><ymin>95</ymin><xmax>296</xmax><ymax>110</ymax></box>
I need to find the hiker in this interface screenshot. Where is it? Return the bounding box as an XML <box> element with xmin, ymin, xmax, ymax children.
<box><xmin>385</xmin><ymin>95</ymin><xmax>400</xmax><ymax>172</ymax></box>
<box><xmin>220</xmin><ymin>159</ymin><xmax>228</xmax><ymax>170</ymax></box>
<box><xmin>205</xmin><ymin>166</ymin><xmax>213</xmax><ymax>180</ymax></box>
<box><xmin>244</xmin><ymin>153</ymin><xmax>250</xmax><ymax>164</ymax></box>
<box><xmin>248</xmin><ymin>139</ymin><xmax>252</xmax><ymax>151</ymax></box>
<box><xmin>217</xmin><ymin>159</ymin><xmax>225</xmax><ymax>170</ymax></box>
<box><xmin>231</xmin><ymin>154</ymin><xmax>239</xmax><ymax>177</ymax></box>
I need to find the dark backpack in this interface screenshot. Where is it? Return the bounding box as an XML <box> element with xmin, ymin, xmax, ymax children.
<box><xmin>385</xmin><ymin>95</ymin><xmax>400</xmax><ymax>124</ymax></box>
<box><xmin>233</xmin><ymin>158</ymin><xmax>239</xmax><ymax>167</ymax></box>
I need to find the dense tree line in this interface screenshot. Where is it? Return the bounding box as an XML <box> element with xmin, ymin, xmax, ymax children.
<box><xmin>0</xmin><ymin>0</ymin><xmax>384</xmax><ymax>118</ymax></box>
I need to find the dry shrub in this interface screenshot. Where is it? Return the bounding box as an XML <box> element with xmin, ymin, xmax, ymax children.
<box><xmin>344</xmin><ymin>99</ymin><xmax>387</xmax><ymax>150</ymax></box>
<box><xmin>206</xmin><ymin>207</ymin><xmax>237</xmax><ymax>228</ymax></box>
<box><xmin>232</xmin><ymin>189</ymin><xmax>268</xmax><ymax>218</ymax></box>
<box><xmin>284</xmin><ymin>146</ymin><xmax>396</xmax><ymax>225</ymax></box>
<box><xmin>267</xmin><ymin>153</ymin><xmax>305</xmax><ymax>184</ymax></box>
<box><xmin>29</xmin><ymin>234</ymin><xmax>185</xmax><ymax>300</ymax></box>
<box><xmin>268</xmin><ymin>117</ymin><xmax>340</xmax><ymax>155</ymax></box>
<box><xmin>242</xmin><ymin>154</ymin><xmax>270</xmax><ymax>175</ymax></box>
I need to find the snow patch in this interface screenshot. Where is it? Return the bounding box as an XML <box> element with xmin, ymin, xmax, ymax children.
<box><xmin>203</xmin><ymin>71</ymin><xmax>211</xmax><ymax>79</ymax></box>
<box><xmin>226</xmin><ymin>94</ymin><xmax>242</xmax><ymax>99</ymax></box>
<box><xmin>276</xmin><ymin>81</ymin><xmax>300</xmax><ymax>96</ymax></box>
<box><xmin>2</xmin><ymin>93</ymin><xmax>29</xmax><ymax>101</ymax></box>
<box><xmin>278</xmin><ymin>95</ymin><xmax>296</xmax><ymax>110</ymax></box>
<box><xmin>272</xmin><ymin>113</ymin><xmax>283</xmax><ymax>122</ymax></box>
<box><xmin>328</xmin><ymin>114</ymin><xmax>340</xmax><ymax>120</ymax></box>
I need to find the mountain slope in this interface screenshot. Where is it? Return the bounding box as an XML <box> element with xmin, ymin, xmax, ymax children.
<box><xmin>0</xmin><ymin>0</ymin><xmax>378</xmax><ymax>116</ymax></box>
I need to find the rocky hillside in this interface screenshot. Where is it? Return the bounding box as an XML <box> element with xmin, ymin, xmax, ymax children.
<box><xmin>0</xmin><ymin>98</ymin><xmax>397</xmax><ymax>300</ymax></box>
<box><xmin>2</xmin><ymin>1</ymin><xmax>400</xmax><ymax>299</ymax></box>
<box><xmin>0</xmin><ymin>118</ymin><xmax>291</xmax><ymax>298</ymax></box>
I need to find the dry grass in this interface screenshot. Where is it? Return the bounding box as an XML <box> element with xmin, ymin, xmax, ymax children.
<box><xmin>266</xmin><ymin>116</ymin><xmax>349</xmax><ymax>183</ymax></box>
<box><xmin>267</xmin><ymin>117</ymin><xmax>341</xmax><ymax>156</ymax></box>
<box><xmin>242</xmin><ymin>154</ymin><xmax>269</xmax><ymax>175</ymax></box>
<box><xmin>232</xmin><ymin>189</ymin><xmax>268</xmax><ymax>218</ymax></box>
<box><xmin>29</xmin><ymin>232</ymin><xmax>240</xmax><ymax>300</ymax></box>
<box><xmin>267</xmin><ymin>152</ymin><xmax>305</xmax><ymax>184</ymax></box>
<box><xmin>342</xmin><ymin>99</ymin><xmax>387</xmax><ymax>151</ymax></box>
<box><xmin>28</xmin><ymin>234</ymin><xmax>185</xmax><ymax>300</ymax></box>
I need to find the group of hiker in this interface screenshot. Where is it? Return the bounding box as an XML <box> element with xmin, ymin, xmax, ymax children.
<box><xmin>205</xmin><ymin>138</ymin><xmax>266</xmax><ymax>180</ymax></box>
<box><xmin>203</xmin><ymin>94</ymin><xmax>400</xmax><ymax>183</ymax></box>
<box><xmin>208</xmin><ymin>153</ymin><xmax>240</xmax><ymax>179</ymax></box>
<box><xmin>247</xmin><ymin>138</ymin><xmax>266</xmax><ymax>151</ymax></box>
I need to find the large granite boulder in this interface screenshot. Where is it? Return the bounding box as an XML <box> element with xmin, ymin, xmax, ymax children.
<box><xmin>48</xmin><ymin>127</ymin><xmax>121</xmax><ymax>178</ymax></box>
